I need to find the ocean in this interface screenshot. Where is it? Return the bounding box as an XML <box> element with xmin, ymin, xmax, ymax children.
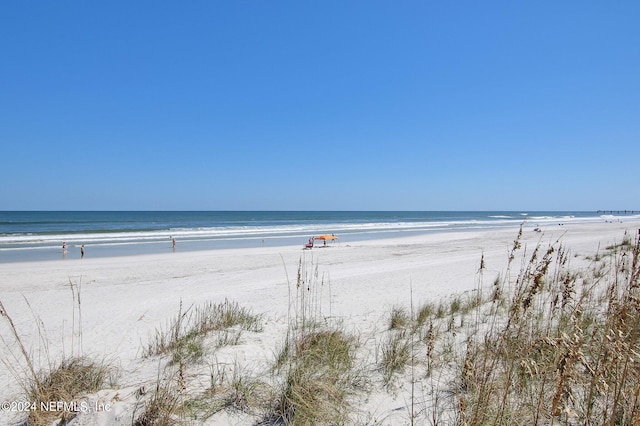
<box><xmin>0</xmin><ymin>211</ymin><xmax>632</xmax><ymax>263</ymax></box>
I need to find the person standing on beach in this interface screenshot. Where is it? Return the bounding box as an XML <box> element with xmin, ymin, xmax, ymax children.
<box><xmin>172</xmin><ymin>238</ymin><xmax>176</xmax><ymax>251</ymax></box>
<box><xmin>80</xmin><ymin>245</ymin><xmax>85</xmax><ymax>258</ymax></box>
<box><xmin>62</xmin><ymin>242</ymin><xmax>67</xmax><ymax>253</ymax></box>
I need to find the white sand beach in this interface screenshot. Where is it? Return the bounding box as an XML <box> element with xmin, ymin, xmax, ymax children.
<box><xmin>1</xmin><ymin>220</ymin><xmax>638</xmax><ymax>425</ymax></box>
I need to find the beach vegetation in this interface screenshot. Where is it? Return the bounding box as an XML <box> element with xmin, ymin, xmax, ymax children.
<box><xmin>25</xmin><ymin>357</ymin><xmax>115</xmax><ymax>426</ymax></box>
<box><xmin>452</xmin><ymin>232</ymin><xmax>640</xmax><ymax>425</ymax></box>
<box><xmin>379</xmin><ymin>330</ymin><xmax>412</xmax><ymax>385</ymax></box>
<box><xmin>132</xmin><ymin>374</ymin><xmax>183</xmax><ymax>426</ymax></box>
<box><xmin>133</xmin><ymin>300</ymin><xmax>265</xmax><ymax>424</ymax></box>
<box><xmin>605</xmin><ymin>231</ymin><xmax>634</xmax><ymax>253</ymax></box>
<box><xmin>389</xmin><ymin>305</ymin><xmax>410</xmax><ymax>330</ymax></box>
<box><xmin>365</xmin><ymin>230</ymin><xmax>640</xmax><ymax>424</ymax></box>
<box><xmin>1</xmin><ymin>291</ymin><xmax>117</xmax><ymax>426</ymax></box>
<box><xmin>179</xmin><ymin>362</ymin><xmax>272</xmax><ymax>421</ymax></box>
<box><xmin>269</xmin><ymin>327</ymin><xmax>364</xmax><ymax>425</ymax></box>
<box><xmin>414</xmin><ymin>301</ymin><xmax>436</xmax><ymax>329</ymax></box>
<box><xmin>144</xmin><ymin>299</ymin><xmax>264</xmax><ymax>359</ymax></box>
<box><xmin>262</xmin><ymin>255</ymin><xmax>368</xmax><ymax>425</ymax></box>
<box><xmin>435</xmin><ymin>301</ymin><xmax>447</xmax><ymax>319</ymax></box>
<box><xmin>170</xmin><ymin>330</ymin><xmax>204</xmax><ymax>365</ymax></box>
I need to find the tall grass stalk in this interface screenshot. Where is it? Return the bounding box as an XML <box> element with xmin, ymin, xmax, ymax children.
<box><xmin>267</xmin><ymin>256</ymin><xmax>366</xmax><ymax>425</ymax></box>
<box><xmin>454</xmin><ymin>231</ymin><xmax>640</xmax><ymax>425</ymax></box>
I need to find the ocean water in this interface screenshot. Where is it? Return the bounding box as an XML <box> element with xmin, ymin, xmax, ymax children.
<box><xmin>0</xmin><ymin>211</ymin><xmax>631</xmax><ymax>263</ymax></box>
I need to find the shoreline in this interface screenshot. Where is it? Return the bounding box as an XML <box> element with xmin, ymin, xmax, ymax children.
<box><xmin>0</xmin><ymin>227</ymin><xmax>498</xmax><ymax>264</ymax></box>
<box><xmin>3</xmin><ymin>210</ymin><xmax>638</xmax><ymax>264</ymax></box>
<box><xmin>2</xmin><ymin>217</ymin><xmax>634</xmax><ymax>265</ymax></box>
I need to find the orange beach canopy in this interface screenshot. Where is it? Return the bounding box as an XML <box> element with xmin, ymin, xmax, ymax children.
<box><xmin>313</xmin><ymin>234</ymin><xmax>338</xmax><ymax>241</ymax></box>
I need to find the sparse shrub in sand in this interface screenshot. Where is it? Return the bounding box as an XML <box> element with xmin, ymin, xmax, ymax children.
<box><xmin>170</xmin><ymin>330</ymin><xmax>204</xmax><ymax>365</ymax></box>
<box><xmin>134</xmin><ymin>299</ymin><xmax>265</xmax><ymax>424</ymax></box>
<box><xmin>211</xmin><ymin>362</ymin><xmax>272</xmax><ymax>415</ymax></box>
<box><xmin>272</xmin><ymin>327</ymin><xmax>363</xmax><ymax>425</ymax></box>
<box><xmin>414</xmin><ymin>302</ymin><xmax>436</xmax><ymax>329</ymax></box>
<box><xmin>194</xmin><ymin>299</ymin><xmax>264</xmax><ymax>334</ymax></box>
<box><xmin>265</xmin><ymin>256</ymin><xmax>368</xmax><ymax>425</ymax></box>
<box><xmin>27</xmin><ymin>357</ymin><xmax>114</xmax><ymax>426</ymax></box>
<box><xmin>379</xmin><ymin>301</ymin><xmax>442</xmax><ymax>385</ymax></box>
<box><xmin>141</xmin><ymin>256</ymin><xmax>367</xmax><ymax>425</ymax></box>
<box><xmin>1</xmin><ymin>299</ymin><xmax>115</xmax><ymax>426</ymax></box>
<box><xmin>133</xmin><ymin>360</ymin><xmax>273</xmax><ymax>425</ymax></box>
<box><xmin>144</xmin><ymin>299</ymin><xmax>264</xmax><ymax>359</ymax></box>
<box><xmin>389</xmin><ymin>305</ymin><xmax>410</xmax><ymax>330</ymax></box>
<box><xmin>132</xmin><ymin>374</ymin><xmax>183</xmax><ymax>426</ymax></box>
<box><xmin>379</xmin><ymin>329</ymin><xmax>412</xmax><ymax>385</ymax></box>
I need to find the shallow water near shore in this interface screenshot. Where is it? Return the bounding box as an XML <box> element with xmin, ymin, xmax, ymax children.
<box><xmin>1</xmin><ymin>210</ymin><xmax>635</xmax><ymax>263</ymax></box>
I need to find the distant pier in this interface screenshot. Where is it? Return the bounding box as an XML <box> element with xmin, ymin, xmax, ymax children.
<box><xmin>597</xmin><ymin>210</ymin><xmax>640</xmax><ymax>214</ymax></box>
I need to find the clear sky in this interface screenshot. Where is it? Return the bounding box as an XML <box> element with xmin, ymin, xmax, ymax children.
<box><xmin>1</xmin><ymin>1</ymin><xmax>638</xmax><ymax>211</ymax></box>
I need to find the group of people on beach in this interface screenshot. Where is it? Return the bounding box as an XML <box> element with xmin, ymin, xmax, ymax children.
<box><xmin>62</xmin><ymin>242</ymin><xmax>84</xmax><ymax>258</ymax></box>
<box><xmin>61</xmin><ymin>238</ymin><xmax>176</xmax><ymax>259</ymax></box>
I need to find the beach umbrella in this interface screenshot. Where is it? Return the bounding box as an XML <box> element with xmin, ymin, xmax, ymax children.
<box><xmin>313</xmin><ymin>234</ymin><xmax>338</xmax><ymax>241</ymax></box>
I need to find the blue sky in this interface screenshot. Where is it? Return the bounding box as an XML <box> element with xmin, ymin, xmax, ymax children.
<box><xmin>1</xmin><ymin>1</ymin><xmax>638</xmax><ymax>211</ymax></box>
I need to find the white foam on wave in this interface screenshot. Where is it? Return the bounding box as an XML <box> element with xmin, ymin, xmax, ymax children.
<box><xmin>0</xmin><ymin>213</ymin><xmax>622</xmax><ymax>250</ymax></box>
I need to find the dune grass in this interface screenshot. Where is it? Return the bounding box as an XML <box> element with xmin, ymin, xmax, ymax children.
<box><xmin>265</xmin><ymin>255</ymin><xmax>368</xmax><ymax>425</ymax></box>
<box><xmin>132</xmin><ymin>374</ymin><xmax>183</xmax><ymax>426</ymax></box>
<box><xmin>272</xmin><ymin>328</ymin><xmax>362</xmax><ymax>425</ymax></box>
<box><xmin>379</xmin><ymin>329</ymin><xmax>412</xmax><ymax>385</ymax></box>
<box><xmin>134</xmin><ymin>256</ymin><xmax>367</xmax><ymax>425</ymax></box>
<box><xmin>453</xmin><ymin>229</ymin><xmax>640</xmax><ymax>425</ymax></box>
<box><xmin>134</xmin><ymin>299</ymin><xmax>265</xmax><ymax>424</ymax></box>
<box><xmin>144</xmin><ymin>299</ymin><xmax>264</xmax><ymax>359</ymax></box>
<box><xmin>368</xmin><ymin>228</ymin><xmax>640</xmax><ymax>424</ymax></box>
<box><xmin>1</xmin><ymin>298</ymin><xmax>115</xmax><ymax>426</ymax></box>
<box><xmin>25</xmin><ymin>357</ymin><xmax>115</xmax><ymax>426</ymax></box>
